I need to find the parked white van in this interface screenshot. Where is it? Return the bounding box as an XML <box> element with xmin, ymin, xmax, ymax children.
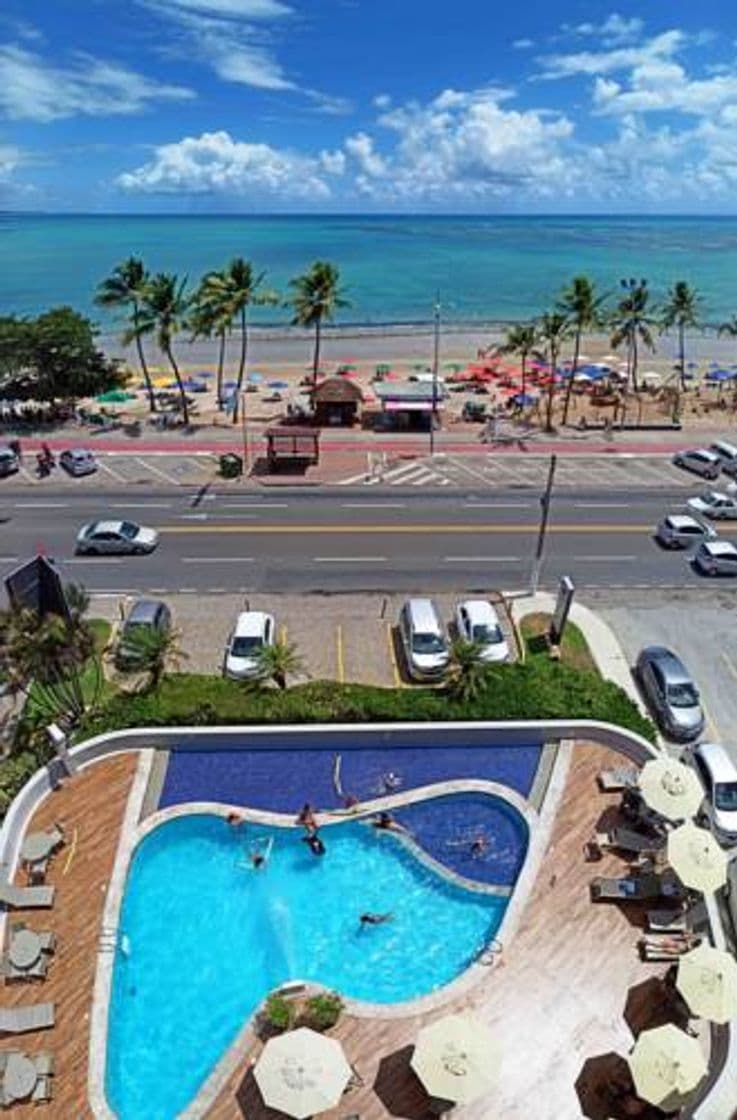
<box><xmin>691</xmin><ymin>742</ymin><xmax>737</xmax><ymax>844</ymax></box>
<box><xmin>398</xmin><ymin>598</ymin><xmax>449</xmax><ymax>682</ymax></box>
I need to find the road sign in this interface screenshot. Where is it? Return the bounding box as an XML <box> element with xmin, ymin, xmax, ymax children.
<box><xmin>550</xmin><ymin>576</ymin><xmax>575</xmax><ymax>646</ymax></box>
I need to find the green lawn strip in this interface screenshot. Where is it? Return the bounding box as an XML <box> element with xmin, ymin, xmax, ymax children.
<box><xmin>25</xmin><ymin>618</ymin><xmax>113</xmax><ymax>718</ymax></box>
<box><xmin>520</xmin><ymin>612</ymin><xmax>598</xmax><ymax>675</ymax></box>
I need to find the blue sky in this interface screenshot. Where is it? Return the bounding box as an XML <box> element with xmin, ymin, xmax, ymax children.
<box><xmin>1</xmin><ymin>1</ymin><xmax>737</xmax><ymax>212</ymax></box>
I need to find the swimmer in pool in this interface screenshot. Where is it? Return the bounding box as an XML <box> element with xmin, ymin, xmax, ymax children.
<box><xmin>302</xmin><ymin>833</ymin><xmax>326</xmax><ymax>857</ymax></box>
<box><xmin>359</xmin><ymin>912</ymin><xmax>394</xmax><ymax>927</ymax></box>
<box><xmin>227</xmin><ymin>812</ymin><xmax>244</xmax><ymax>829</ymax></box>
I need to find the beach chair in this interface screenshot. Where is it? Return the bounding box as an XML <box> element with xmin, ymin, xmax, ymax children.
<box><xmin>0</xmin><ymin>883</ymin><xmax>55</xmax><ymax>910</ymax></box>
<box><xmin>31</xmin><ymin>1074</ymin><xmax>53</xmax><ymax>1103</ymax></box>
<box><xmin>647</xmin><ymin>908</ymin><xmax>688</xmax><ymax>933</ymax></box>
<box><xmin>639</xmin><ymin>933</ymin><xmax>701</xmax><ymax>961</ymax></box>
<box><xmin>0</xmin><ymin>1003</ymin><xmax>55</xmax><ymax>1034</ymax></box>
<box><xmin>27</xmin><ymin>857</ymin><xmax>50</xmax><ymax>885</ymax></box>
<box><xmin>37</xmin><ymin>932</ymin><xmax>56</xmax><ymax>954</ymax></box>
<box><xmin>590</xmin><ymin>828</ymin><xmax>665</xmax><ymax>858</ymax></box>
<box><xmin>589</xmin><ymin>874</ymin><xmax>683</xmax><ymax>903</ymax></box>
<box><xmin>597</xmin><ymin>767</ymin><xmax>639</xmax><ymax>792</ymax></box>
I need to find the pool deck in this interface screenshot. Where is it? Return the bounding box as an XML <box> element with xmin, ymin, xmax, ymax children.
<box><xmin>0</xmin><ymin>742</ymin><xmax>714</xmax><ymax>1119</ymax></box>
<box><xmin>0</xmin><ymin>753</ymin><xmax>137</xmax><ymax>1119</ymax></box>
<box><xmin>205</xmin><ymin>740</ymin><xmax>667</xmax><ymax>1120</ymax></box>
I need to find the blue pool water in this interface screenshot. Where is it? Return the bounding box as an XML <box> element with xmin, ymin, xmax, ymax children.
<box><xmin>160</xmin><ymin>742</ymin><xmax>541</xmax><ymax>812</ymax></box>
<box><xmin>106</xmin><ymin>811</ymin><xmax>511</xmax><ymax>1120</ymax></box>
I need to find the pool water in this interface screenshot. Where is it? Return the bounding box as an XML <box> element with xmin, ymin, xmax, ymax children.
<box><xmin>106</xmin><ymin>812</ymin><xmax>510</xmax><ymax>1120</ymax></box>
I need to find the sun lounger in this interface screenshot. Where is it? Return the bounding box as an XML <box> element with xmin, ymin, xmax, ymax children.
<box><xmin>0</xmin><ymin>1003</ymin><xmax>55</xmax><ymax>1034</ymax></box>
<box><xmin>640</xmin><ymin>934</ymin><xmax>701</xmax><ymax>962</ymax></box>
<box><xmin>590</xmin><ymin>874</ymin><xmax>684</xmax><ymax>903</ymax></box>
<box><xmin>647</xmin><ymin>908</ymin><xmax>688</xmax><ymax>933</ymax></box>
<box><xmin>593</xmin><ymin>828</ymin><xmax>665</xmax><ymax>855</ymax></box>
<box><xmin>31</xmin><ymin>1074</ymin><xmax>53</xmax><ymax>1103</ymax></box>
<box><xmin>37</xmin><ymin>932</ymin><xmax>56</xmax><ymax>954</ymax></box>
<box><xmin>0</xmin><ymin>883</ymin><xmax>55</xmax><ymax>910</ymax></box>
<box><xmin>598</xmin><ymin>767</ymin><xmax>639</xmax><ymax>792</ymax></box>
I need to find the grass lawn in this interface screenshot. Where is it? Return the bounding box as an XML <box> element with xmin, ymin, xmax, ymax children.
<box><xmin>25</xmin><ymin>618</ymin><xmax>113</xmax><ymax>719</ymax></box>
<box><xmin>520</xmin><ymin>613</ymin><xmax>598</xmax><ymax>675</ymax></box>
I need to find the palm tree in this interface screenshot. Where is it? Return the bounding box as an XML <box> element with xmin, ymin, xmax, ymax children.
<box><xmin>139</xmin><ymin>273</ymin><xmax>191</xmax><ymax>424</ymax></box>
<box><xmin>252</xmin><ymin>638</ymin><xmax>304</xmax><ymax>690</ymax></box>
<box><xmin>289</xmin><ymin>261</ymin><xmax>350</xmax><ymax>388</ymax></box>
<box><xmin>95</xmin><ymin>258</ymin><xmax>156</xmax><ymax>412</ymax></box>
<box><xmin>557</xmin><ymin>276</ymin><xmax>607</xmax><ymax>425</ymax></box>
<box><xmin>447</xmin><ymin>639</ymin><xmax>492</xmax><ymax>703</ymax></box>
<box><xmin>118</xmin><ymin>626</ymin><xmax>185</xmax><ymax>692</ymax></box>
<box><xmin>492</xmin><ymin>322</ymin><xmax>541</xmax><ymax>396</ymax></box>
<box><xmin>661</xmin><ymin>281</ymin><xmax>701</xmax><ymax>392</ymax></box>
<box><xmin>189</xmin><ymin>279</ymin><xmax>231</xmax><ymax>410</ymax></box>
<box><xmin>718</xmin><ymin>316</ymin><xmax>737</xmax><ymax>409</ymax></box>
<box><xmin>538</xmin><ymin>312</ymin><xmax>571</xmax><ymax>432</ymax></box>
<box><xmin>609</xmin><ymin>278</ymin><xmax>657</xmax><ymax>394</ymax></box>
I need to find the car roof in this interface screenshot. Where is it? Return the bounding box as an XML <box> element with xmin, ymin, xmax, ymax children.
<box><xmin>694</xmin><ymin>742</ymin><xmax>737</xmax><ymax>782</ymax></box>
<box><xmin>665</xmin><ymin>514</ymin><xmax>702</xmax><ymax>528</ymax></box>
<box><xmin>703</xmin><ymin>540</ymin><xmax>737</xmax><ymax>556</ymax></box>
<box><xmin>688</xmin><ymin>447</ymin><xmax>720</xmax><ymax>459</ymax></box>
<box><xmin>405</xmin><ymin>598</ymin><xmax>442</xmax><ymax>631</ymax></box>
<box><xmin>711</xmin><ymin>440</ymin><xmax>737</xmax><ymax>456</ymax></box>
<box><xmin>700</xmin><ymin>491</ymin><xmax>732</xmax><ymax>501</ymax></box>
<box><xmin>641</xmin><ymin>646</ymin><xmax>692</xmax><ymax>682</ymax></box>
<box><xmin>126</xmin><ymin>598</ymin><xmax>167</xmax><ymax>624</ymax></box>
<box><xmin>460</xmin><ymin>599</ymin><xmax>499</xmax><ymax>622</ymax></box>
<box><xmin>0</xmin><ymin>445</ymin><xmax>16</xmax><ymax>456</ymax></box>
<box><xmin>234</xmin><ymin>611</ymin><xmax>271</xmax><ymax>636</ymax></box>
<box><xmin>87</xmin><ymin>520</ymin><xmax>125</xmax><ymax>534</ymax></box>
<box><xmin>64</xmin><ymin>448</ymin><xmax>93</xmax><ymax>458</ymax></box>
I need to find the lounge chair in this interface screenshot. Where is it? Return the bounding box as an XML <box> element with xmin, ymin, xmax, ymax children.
<box><xmin>647</xmin><ymin>908</ymin><xmax>688</xmax><ymax>933</ymax></box>
<box><xmin>0</xmin><ymin>1003</ymin><xmax>55</xmax><ymax>1034</ymax></box>
<box><xmin>590</xmin><ymin>828</ymin><xmax>666</xmax><ymax>857</ymax></box>
<box><xmin>37</xmin><ymin>932</ymin><xmax>56</xmax><ymax>954</ymax></box>
<box><xmin>640</xmin><ymin>933</ymin><xmax>701</xmax><ymax>961</ymax></box>
<box><xmin>31</xmin><ymin>1074</ymin><xmax>53</xmax><ymax>1103</ymax></box>
<box><xmin>27</xmin><ymin>857</ymin><xmax>50</xmax><ymax>885</ymax></box>
<box><xmin>590</xmin><ymin>874</ymin><xmax>684</xmax><ymax>903</ymax></box>
<box><xmin>33</xmin><ymin>1052</ymin><xmax>54</xmax><ymax>1076</ymax></box>
<box><xmin>0</xmin><ymin>884</ymin><xmax>55</xmax><ymax>910</ymax></box>
<box><xmin>598</xmin><ymin>767</ymin><xmax>639</xmax><ymax>792</ymax></box>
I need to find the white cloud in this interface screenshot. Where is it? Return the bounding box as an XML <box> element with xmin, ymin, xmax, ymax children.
<box><xmin>0</xmin><ymin>142</ymin><xmax>22</xmax><ymax>177</ymax></box>
<box><xmin>540</xmin><ymin>30</ymin><xmax>685</xmax><ymax>79</ymax></box>
<box><xmin>0</xmin><ymin>45</ymin><xmax>193</xmax><ymax>122</ymax></box>
<box><xmin>344</xmin><ymin>132</ymin><xmax>386</xmax><ymax>177</ymax></box>
<box><xmin>592</xmin><ymin>59</ymin><xmax>737</xmax><ymax>116</ymax></box>
<box><xmin>117</xmin><ymin>129</ymin><xmax>335</xmax><ymax>198</ymax></box>
<box><xmin>563</xmin><ymin>14</ymin><xmax>644</xmax><ymax>46</ymax></box>
<box><xmin>512</xmin><ymin>38</ymin><xmax>534</xmax><ymax>50</ymax></box>
<box><xmin>319</xmin><ymin>148</ymin><xmax>346</xmax><ymax>175</ymax></box>
<box><xmin>151</xmin><ymin>0</ymin><xmax>292</xmax><ymax>17</ymax></box>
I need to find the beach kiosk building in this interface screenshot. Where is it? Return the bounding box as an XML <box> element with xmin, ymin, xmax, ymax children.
<box><xmin>311</xmin><ymin>377</ymin><xmax>364</xmax><ymax>427</ymax></box>
<box><xmin>374</xmin><ymin>380</ymin><xmax>445</xmax><ymax>430</ymax></box>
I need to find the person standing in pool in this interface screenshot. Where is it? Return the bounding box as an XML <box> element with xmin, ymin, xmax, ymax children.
<box><xmin>302</xmin><ymin>833</ymin><xmax>326</xmax><ymax>857</ymax></box>
<box><xmin>296</xmin><ymin>803</ymin><xmax>318</xmax><ymax>834</ymax></box>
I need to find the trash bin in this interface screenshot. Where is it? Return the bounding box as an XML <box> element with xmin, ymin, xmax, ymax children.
<box><xmin>219</xmin><ymin>453</ymin><xmax>243</xmax><ymax>479</ymax></box>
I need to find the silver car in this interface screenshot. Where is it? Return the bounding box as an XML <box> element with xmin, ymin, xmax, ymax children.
<box><xmin>687</xmin><ymin>491</ymin><xmax>737</xmax><ymax>520</ymax></box>
<box><xmin>655</xmin><ymin>514</ymin><xmax>715</xmax><ymax>549</ymax></box>
<box><xmin>672</xmin><ymin>448</ymin><xmax>721</xmax><ymax>480</ymax></box>
<box><xmin>693</xmin><ymin>540</ymin><xmax>737</xmax><ymax>576</ymax></box>
<box><xmin>635</xmin><ymin>646</ymin><xmax>705</xmax><ymax>742</ymax></box>
<box><xmin>76</xmin><ymin>519</ymin><xmax>159</xmax><ymax>555</ymax></box>
<box><xmin>60</xmin><ymin>448</ymin><xmax>97</xmax><ymax>477</ymax></box>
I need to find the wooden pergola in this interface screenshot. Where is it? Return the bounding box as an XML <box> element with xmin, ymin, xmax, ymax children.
<box><xmin>264</xmin><ymin>426</ymin><xmax>320</xmax><ymax>470</ymax></box>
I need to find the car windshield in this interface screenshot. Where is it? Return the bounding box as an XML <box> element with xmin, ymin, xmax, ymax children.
<box><xmin>667</xmin><ymin>683</ymin><xmax>699</xmax><ymax>708</ymax></box>
<box><xmin>120</xmin><ymin>521</ymin><xmax>140</xmax><ymax>539</ymax></box>
<box><xmin>472</xmin><ymin>623</ymin><xmax>503</xmax><ymax>644</ymax></box>
<box><xmin>231</xmin><ymin>635</ymin><xmax>263</xmax><ymax>656</ymax></box>
<box><xmin>412</xmin><ymin>632</ymin><xmax>445</xmax><ymax>654</ymax></box>
<box><xmin>715</xmin><ymin>782</ymin><xmax>737</xmax><ymax>811</ymax></box>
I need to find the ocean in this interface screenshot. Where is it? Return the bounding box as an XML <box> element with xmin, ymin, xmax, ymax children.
<box><xmin>2</xmin><ymin>213</ymin><xmax>737</xmax><ymax>329</ymax></box>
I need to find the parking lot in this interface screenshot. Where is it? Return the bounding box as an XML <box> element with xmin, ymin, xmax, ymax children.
<box><xmin>4</xmin><ymin>451</ymin><xmax>220</xmax><ymax>489</ymax></box>
<box><xmin>92</xmin><ymin>590</ymin><xmax>516</xmax><ymax>688</ymax></box>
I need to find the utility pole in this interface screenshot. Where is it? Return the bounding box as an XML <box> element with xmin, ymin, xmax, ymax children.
<box><xmin>530</xmin><ymin>453</ymin><xmax>557</xmax><ymax>595</ymax></box>
<box><xmin>240</xmin><ymin>390</ymin><xmax>249</xmax><ymax>478</ymax></box>
<box><xmin>430</xmin><ymin>292</ymin><xmax>441</xmax><ymax>456</ymax></box>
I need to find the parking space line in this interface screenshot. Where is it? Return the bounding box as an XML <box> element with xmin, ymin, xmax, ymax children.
<box><xmin>336</xmin><ymin>625</ymin><xmax>345</xmax><ymax>684</ymax></box>
<box><xmin>281</xmin><ymin>624</ymin><xmax>288</xmax><ymax>643</ymax></box>
<box><xmin>386</xmin><ymin>622</ymin><xmax>402</xmax><ymax>688</ymax></box>
<box><xmin>136</xmin><ymin>457</ymin><xmax>180</xmax><ymax>486</ymax></box>
<box><xmin>97</xmin><ymin>459</ymin><xmax>128</xmax><ymax>483</ymax></box>
<box><xmin>720</xmin><ymin>652</ymin><xmax>737</xmax><ymax>680</ymax></box>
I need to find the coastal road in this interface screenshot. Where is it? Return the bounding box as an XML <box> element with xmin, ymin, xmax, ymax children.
<box><xmin>1</xmin><ymin>484</ymin><xmax>736</xmax><ymax>595</ymax></box>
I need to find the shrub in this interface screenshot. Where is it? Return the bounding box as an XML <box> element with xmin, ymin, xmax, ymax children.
<box><xmin>264</xmin><ymin>993</ymin><xmax>293</xmax><ymax>1033</ymax></box>
<box><xmin>302</xmin><ymin>992</ymin><xmax>343</xmax><ymax>1032</ymax></box>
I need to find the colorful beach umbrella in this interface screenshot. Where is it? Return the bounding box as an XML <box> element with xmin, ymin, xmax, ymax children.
<box><xmin>411</xmin><ymin>1014</ymin><xmax>501</xmax><ymax>1106</ymax></box>
<box><xmin>268</xmin><ymin>380</ymin><xmax>289</xmax><ymax>389</ymax></box>
<box><xmin>254</xmin><ymin>1028</ymin><xmax>351</xmax><ymax>1119</ymax></box>
<box><xmin>222</xmin><ymin>380</ymin><xmax>238</xmax><ymax>390</ymax></box>
<box><xmin>96</xmin><ymin>390</ymin><xmax>134</xmax><ymax>403</ymax></box>
<box><xmin>375</xmin><ymin>363</ymin><xmax>392</xmax><ymax>374</ymax></box>
<box><xmin>247</xmin><ymin>372</ymin><xmax>264</xmax><ymax>383</ymax></box>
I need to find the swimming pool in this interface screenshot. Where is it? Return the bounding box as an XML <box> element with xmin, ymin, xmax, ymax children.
<box><xmin>105</xmin><ymin>809</ymin><xmax>514</xmax><ymax>1119</ymax></box>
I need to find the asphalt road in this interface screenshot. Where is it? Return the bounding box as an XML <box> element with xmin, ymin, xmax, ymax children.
<box><xmin>2</xmin><ymin>483</ymin><xmax>737</xmax><ymax>595</ymax></box>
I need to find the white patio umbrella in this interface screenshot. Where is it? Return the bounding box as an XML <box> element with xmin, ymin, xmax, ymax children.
<box><xmin>254</xmin><ymin>1027</ymin><xmax>352</xmax><ymax>1119</ymax></box>
<box><xmin>667</xmin><ymin>822</ymin><xmax>728</xmax><ymax>894</ymax></box>
<box><xmin>638</xmin><ymin>757</ymin><xmax>704</xmax><ymax>822</ymax></box>
<box><xmin>677</xmin><ymin>943</ymin><xmax>737</xmax><ymax>1024</ymax></box>
<box><xmin>628</xmin><ymin>1024</ymin><xmax>707</xmax><ymax>1112</ymax></box>
<box><xmin>411</xmin><ymin>1014</ymin><xmax>501</xmax><ymax>1105</ymax></box>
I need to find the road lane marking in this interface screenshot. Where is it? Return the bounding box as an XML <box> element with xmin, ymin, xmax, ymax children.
<box><xmin>160</xmin><ymin>522</ymin><xmax>653</xmax><ymax>535</ymax></box>
<box><xmin>574</xmin><ymin>503</ymin><xmax>632</xmax><ymax>509</ymax></box>
<box><xmin>721</xmin><ymin>652</ymin><xmax>737</xmax><ymax>680</ymax></box>
<box><xmin>111</xmin><ymin>503</ymin><xmax>173</xmax><ymax>510</ymax></box>
<box><xmin>180</xmin><ymin>556</ymin><xmax>255</xmax><ymax>563</ymax></box>
<box><xmin>0</xmin><ymin>556</ymin><xmax>18</xmax><ymax>563</ymax></box>
<box><xmin>463</xmin><ymin>502</ymin><xmax>534</xmax><ymax>509</ymax></box>
<box><xmin>136</xmin><ymin>456</ymin><xmax>181</xmax><ymax>486</ymax></box>
<box><xmin>340</xmin><ymin>502</ymin><xmax>407</xmax><ymax>509</ymax></box>
<box><xmin>336</xmin><ymin>625</ymin><xmax>345</xmax><ymax>684</ymax></box>
<box><xmin>216</xmin><ymin>502</ymin><xmax>290</xmax><ymax>509</ymax></box>
<box><xmin>574</xmin><ymin>555</ymin><xmax>637</xmax><ymax>562</ymax></box>
<box><xmin>313</xmin><ymin>556</ymin><xmax>387</xmax><ymax>563</ymax></box>
<box><xmin>66</xmin><ymin>557</ymin><xmax>123</xmax><ymax>564</ymax></box>
<box><xmin>13</xmin><ymin>501</ymin><xmax>69</xmax><ymax>509</ymax></box>
<box><xmin>444</xmin><ymin>556</ymin><xmax>522</xmax><ymax>562</ymax></box>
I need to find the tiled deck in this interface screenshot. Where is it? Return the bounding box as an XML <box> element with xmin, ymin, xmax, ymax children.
<box><xmin>0</xmin><ymin>753</ymin><xmax>137</xmax><ymax>1118</ymax></box>
<box><xmin>0</xmin><ymin>743</ymin><xmax>713</xmax><ymax>1119</ymax></box>
<box><xmin>206</xmin><ymin>742</ymin><xmax>667</xmax><ymax>1120</ymax></box>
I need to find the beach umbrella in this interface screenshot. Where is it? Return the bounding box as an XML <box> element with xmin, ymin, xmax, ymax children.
<box><xmin>337</xmin><ymin>363</ymin><xmax>357</xmax><ymax>372</ymax></box>
<box><xmin>638</xmin><ymin>758</ymin><xmax>703</xmax><ymax>822</ymax></box>
<box><xmin>194</xmin><ymin>370</ymin><xmax>215</xmax><ymax>378</ymax></box>
<box><xmin>247</xmin><ymin>372</ymin><xmax>264</xmax><ymax>383</ymax></box>
<box><xmin>687</xmin><ymin>362</ymin><xmax>699</xmax><ymax>369</ymax></box>
<box><xmin>375</xmin><ymin>363</ymin><xmax>391</xmax><ymax>374</ymax></box>
<box><xmin>667</xmin><ymin>822</ymin><xmax>728</xmax><ymax>894</ymax></box>
<box><xmin>254</xmin><ymin>1027</ymin><xmax>351</xmax><ymax>1119</ymax></box>
<box><xmin>511</xmin><ymin>393</ymin><xmax>536</xmax><ymax>407</ymax></box>
<box><xmin>411</xmin><ymin>1014</ymin><xmax>501</xmax><ymax>1106</ymax></box>
<box><xmin>628</xmin><ymin>1024</ymin><xmax>707</xmax><ymax>1112</ymax></box>
<box><xmin>706</xmin><ymin>369</ymin><xmax>735</xmax><ymax>382</ymax></box>
<box><xmin>412</xmin><ymin>362</ymin><xmax>429</xmax><ymax>371</ymax></box>
<box><xmin>96</xmin><ymin>390</ymin><xmax>134</xmax><ymax>404</ymax></box>
<box><xmin>268</xmin><ymin>380</ymin><xmax>289</xmax><ymax>389</ymax></box>
<box><xmin>676</xmin><ymin>944</ymin><xmax>737</xmax><ymax>1024</ymax></box>
<box><xmin>222</xmin><ymin>380</ymin><xmax>238</xmax><ymax>391</ymax></box>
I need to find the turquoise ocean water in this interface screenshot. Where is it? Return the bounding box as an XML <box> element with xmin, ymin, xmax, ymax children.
<box><xmin>3</xmin><ymin>213</ymin><xmax>737</xmax><ymax>326</ymax></box>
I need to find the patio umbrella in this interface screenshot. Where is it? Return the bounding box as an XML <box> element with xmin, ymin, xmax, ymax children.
<box><xmin>194</xmin><ymin>370</ymin><xmax>215</xmax><ymax>378</ymax></box>
<box><xmin>96</xmin><ymin>389</ymin><xmax>134</xmax><ymax>403</ymax></box>
<box><xmin>376</xmin><ymin>363</ymin><xmax>392</xmax><ymax>373</ymax></box>
<box><xmin>254</xmin><ymin>1027</ymin><xmax>351</xmax><ymax>1119</ymax></box>
<box><xmin>247</xmin><ymin>372</ymin><xmax>264</xmax><ymax>383</ymax></box>
<box><xmin>510</xmin><ymin>393</ymin><xmax>537</xmax><ymax>407</ymax></box>
<box><xmin>268</xmin><ymin>380</ymin><xmax>290</xmax><ymax>389</ymax></box>
<box><xmin>412</xmin><ymin>362</ymin><xmax>429</xmax><ymax>371</ymax></box>
<box><xmin>638</xmin><ymin>757</ymin><xmax>704</xmax><ymax>822</ymax></box>
<box><xmin>667</xmin><ymin>821</ymin><xmax>728</xmax><ymax>894</ymax></box>
<box><xmin>337</xmin><ymin>363</ymin><xmax>357</xmax><ymax>372</ymax></box>
<box><xmin>676</xmin><ymin>943</ymin><xmax>737</xmax><ymax>1024</ymax></box>
<box><xmin>706</xmin><ymin>369</ymin><xmax>735</xmax><ymax>382</ymax></box>
<box><xmin>411</xmin><ymin>1014</ymin><xmax>501</xmax><ymax>1106</ymax></box>
<box><xmin>222</xmin><ymin>380</ymin><xmax>238</xmax><ymax>391</ymax></box>
<box><xmin>628</xmin><ymin>1024</ymin><xmax>707</xmax><ymax>1112</ymax></box>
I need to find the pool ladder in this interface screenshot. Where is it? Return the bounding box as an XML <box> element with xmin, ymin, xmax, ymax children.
<box><xmin>99</xmin><ymin>925</ymin><xmax>121</xmax><ymax>954</ymax></box>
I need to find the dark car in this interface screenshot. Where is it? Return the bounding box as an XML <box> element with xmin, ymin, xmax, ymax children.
<box><xmin>635</xmin><ymin>646</ymin><xmax>705</xmax><ymax>742</ymax></box>
<box><xmin>115</xmin><ymin>598</ymin><xmax>172</xmax><ymax>669</ymax></box>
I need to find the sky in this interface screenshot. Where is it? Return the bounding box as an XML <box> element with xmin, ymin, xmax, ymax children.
<box><xmin>1</xmin><ymin>1</ymin><xmax>737</xmax><ymax>213</ymax></box>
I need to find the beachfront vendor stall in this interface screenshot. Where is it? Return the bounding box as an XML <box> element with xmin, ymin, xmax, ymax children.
<box><xmin>374</xmin><ymin>380</ymin><xmax>445</xmax><ymax>431</ymax></box>
<box><xmin>311</xmin><ymin>377</ymin><xmax>364</xmax><ymax>426</ymax></box>
<box><xmin>264</xmin><ymin>426</ymin><xmax>320</xmax><ymax>471</ymax></box>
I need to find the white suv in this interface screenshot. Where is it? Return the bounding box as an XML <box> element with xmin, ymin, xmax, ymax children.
<box><xmin>691</xmin><ymin>742</ymin><xmax>737</xmax><ymax>845</ymax></box>
<box><xmin>399</xmin><ymin>599</ymin><xmax>449</xmax><ymax>682</ymax></box>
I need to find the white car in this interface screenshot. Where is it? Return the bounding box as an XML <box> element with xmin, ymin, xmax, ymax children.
<box><xmin>224</xmin><ymin>611</ymin><xmax>275</xmax><ymax>680</ymax></box>
<box><xmin>691</xmin><ymin>742</ymin><xmax>737</xmax><ymax>845</ymax></box>
<box><xmin>655</xmin><ymin>514</ymin><xmax>716</xmax><ymax>549</ymax></box>
<box><xmin>687</xmin><ymin>491</ymin><xmax>737</xmax><ymax>520</ymax></box>
<box><xmin>673</xmin><ymin>448</ymin><xmax>721</xmax><ymax>480</ymax></box>
<box><xmin>60</xmin><ymin>448</ymin><xmax>97</xmax><ymax>477</ymax></box>
<box><xmin>693</xmin><ymin>540</ymin><xmax>737</xmax><ymax>576</ymax></box>
<box><xmin>455</xmin><ymin>599</ymin><xmax>510</xmax><ymax>662</ymax></box>
<box><xmin>75</xmin><ymin>520</ymin><xmax>159</xmax><ymax>555</ymax></box>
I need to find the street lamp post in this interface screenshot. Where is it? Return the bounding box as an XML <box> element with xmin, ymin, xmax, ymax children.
<box><xmin>430</xmin><ymin>293</ymin><xmax>441</xmax><ymax>456</ymax></box>
<box><xmin>240</xmin><ymin>390</ymin><xmax>249</xmax><ymax>477</ymax></box>
<box><xmin>530</xmin><ymin>453</ymin><xmax>557</xmax><ymax>595</ymax></box>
